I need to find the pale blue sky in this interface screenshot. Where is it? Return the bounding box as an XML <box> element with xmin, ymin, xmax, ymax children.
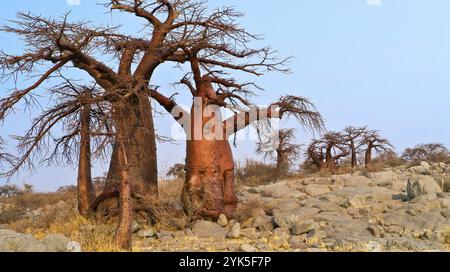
<box><xmin>1</xmin><ymin>0</ymin><xmax>449</xmax><ymax>191</ymax></box>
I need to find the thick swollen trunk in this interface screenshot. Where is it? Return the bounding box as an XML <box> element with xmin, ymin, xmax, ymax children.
<box><xmin>325</xmin><ymin>147</ymin><xmax>337</xmax><ymax>170</ymax></box>
<box><xmin>77</xmin><ymin>102</ymin><xmax>96</xmax><ymax>217</ymax></box>
<box><xmin>275</xmin><ymin>151</ymin><xmax>286</xmax><ymax>179</ymax></box>
<box><xmin>365</xmin><ymin>147</ymin><xmax>373</xmax><ymax>168</ymax></box>
<box><xmin>182</xmin><ymin>100</ymin><xmax>238</xmax><ymax>219</ymax></box>
<box><xmin>105</xmin><ymin>94</ymin><xmax>158</xmax><ymax>195</ymax></box>
<box><xmin>351</xmin><ymin>143</ymin><xmax>358</xmax><ymax>168</ymax></box>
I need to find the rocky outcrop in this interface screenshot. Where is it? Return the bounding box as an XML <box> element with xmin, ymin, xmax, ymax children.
<box><xmin>0</xmin><ymin>229</ymin><xmax>81</xmax><ymax>252</ymax></box>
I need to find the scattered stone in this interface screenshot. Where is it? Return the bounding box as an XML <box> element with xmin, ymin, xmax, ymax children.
<box><xmin>365</xmin><ymin>241</ymin><xmax>383</xmax><ymax>252</ymax></box>
<box><xmin>273</xmin><ymin>227</ymin><xmax>290</xmax><ymax>239</ymax></box>
<box><xmin>341</xmin><ymin>195</ymin><xmax>366</xmax><ymax>209</ymax></box>
<box><xmin>291</xmin><ymin>220</ymin><xmax>319</xmax><ymax>236</ymax></box>
<box><xmin>367</xmin><ymin>225</ymin><xmax>384</xmax><ymax>238</ymax></box>
<box><xmin>441</xmin><ymin>209</ymin><xmax>450</xmax><ymax>219</ymax></box>
<box><xmin>66</xmin><ymin>241</ymin><xmax>82</xmax><ymax>252</ymax></box>
<box><xmin>41</xmin><ymin>234</ymin><xmax>70</xmax><ymax>252</ymax></box>
<box><xmin>239</xmin><ymin>244</ymin><xmax>257</xmax><ymax>252</ymax></box>
<box><xmin>191</xmin><ymin>220</ymin><xmax>227</xmax><ymax>238</ymax></box>
<box><xmin>303</xmin><ymin>184</ymin><xmax>331</xmax><ymax>196</ymax></box>
<box><xmin>131</xmin><ymin>220</ymin><xmax>141</xmax><ymax>233</ymax></box>
<box><xmin>137</xmin><ymin>228</ymin><xmax>156</xmax><ymax>238</ymax></box>
<box><xmin>217</xmin><ymin>214</ymin><xmax>228</xmax><ymax>227</ymax></box>
<box><xmin>185</xmin><ymin>228</ymin><xmax>194</xmax><ymax>236</ymax></box>
<box><xmin>226</xmin><ymin>223</ymin><xmax>241</xmax><ymax>239</ymax></box>
<box><xmin>290</xmin><ymin>235</ymin><xmax>308</xmax><ymax>250</ymax></box>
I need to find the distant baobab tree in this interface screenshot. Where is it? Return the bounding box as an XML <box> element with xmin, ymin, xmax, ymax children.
<box><xmin>305</xmin><ymin>132</ymin><xmax>349</xmax><ymax>172</ymax></box>
<box><xmin>343</xmin><ymin>126</ymin><xmax>367</xmax><ymax>168</ymax></box>
<box><xmin>402</xmin><ymin>143</ymin><xmax>449</xmax><ymax>164</ymax></box>
<box><xmin>257</xmin><ymin>129</ymin><xmax>302</xmax><ymax>179</ymax></box>
<box><xmin>361</xmin><ymin>130</ymin><xmax>395</xmax><ymax>168</ymax></box>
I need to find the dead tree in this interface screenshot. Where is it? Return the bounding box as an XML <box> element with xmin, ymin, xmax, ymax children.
<box><xmin>257</xmin><ymin>129</ymin><xmax>302</xmax><ymax>179</ymax></box>
<box><xmin>343</xmin><ymin>126</ymin><xmax>367</xmax><ymax>168</ymax></box>
<box><xmin>361</xmin><ymin>130</ymin><xmax>395</xmax><ymax>168</ymax></box>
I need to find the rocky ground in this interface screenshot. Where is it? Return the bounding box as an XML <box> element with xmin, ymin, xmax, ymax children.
<box><xmin>1</xmin><ymin>161</ymin><xmax>450</xmax><ymax>252</ymax></box>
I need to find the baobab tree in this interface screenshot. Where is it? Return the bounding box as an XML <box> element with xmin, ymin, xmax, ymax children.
<box><xmin>0</xmin><ymin>80</ymin><xmax>112</xmax><ymax>216</ymax></box>
<box><xmin>305</xmin><ymin>132</ymin><xmax>349</xmax><ymax>172</ymax></box>
<box><xmin>152</xmin><ymin>64</ymin><xmax>324</xmax><ymax>219</ymax></box>
<box><xmin>343</xmin><ymin>126</ymin><xmax>367</xmax><ymax>168</ymax></box>
<box><xmin>305</xmin><ymin>139</ymin><xmax>326</xmax><ymax>170</ymax></box>
<box><xmin>257</xmin><ymin>129</ymin><xmax>302</xmax><ymax>179</ymax></box>
<box><xmin>322</xmin><ymin>132</ymin><xmax>349</xmax><ymax>171</ymax></box>
<box><xmin>402</xmin><ymin>143</ymin><xmax>449</xmax><ymax>163</ymax></box>
<box><xmin>361</xmin><ymin>130</ymin><xmax>394</xmax><ymax>168</ymax></box>
<box><xmin>0</xmin><ymin>1</ymin><xmax>324</xmax><ymax>249</ymax></box>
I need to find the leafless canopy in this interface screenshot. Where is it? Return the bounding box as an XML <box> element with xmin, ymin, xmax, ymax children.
<box><xmin>402</xmin><ymin>143</ymin><xmax>449</xmax><ymax>163</ymax></box>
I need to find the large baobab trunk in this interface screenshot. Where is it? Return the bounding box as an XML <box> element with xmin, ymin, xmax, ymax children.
<box><xmin>77</xmin><ymin>96</ymin><xmax>96</xmax><ymax>217</ymax></box>
<box><xmin>182</xmin><ymin>99</ymin><xmax>238</xmax><ymax>219</ymax></box>
<box><xmin>275</xmin><ymin>151</ymin><xmax>286</xmax><ymax>179</ymax></box>
<box><xmin>365</xmin><ymin>143</ymin><xmax>373</xmax><ymax>168</ymax></box>
<box><xmin>325</xmin><ymin>146</ymin><xmax>337</xmax><ymax>170</ymax></box>
<box><xmin>350</xmin><ymin>143</ymin><xmax>358</xmax><ymax>168</ymax></box>
<box><xmin>105</xmin><ymin>95</ymin><xmax>158</xmax><ymax>196</ymax></box>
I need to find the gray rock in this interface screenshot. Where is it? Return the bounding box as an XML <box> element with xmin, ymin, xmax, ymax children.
<box><xmin>252</xmin><ymin>215</ymin><xmax>275</xmax><ymax>231</ymax></box>
<box><xmin>272</xmin><ymin>227</ymin><xmax>290</xmax><ymax>239</ymax></box>
<box><xmin>41</xmin><ymin>234</ymin><xmax>71</xmax><ymax>252</ymax></box>
<box><xmin>291</xmin><ymin>220</ymin><xmax>319</xmax><ymax>235</ymax></box>
<box><xmin>137</xmin><ymin>228</ymin><xmax>156</xmax><ymax>238</ymax></box>
<box><xmin>217</xmin><ymin>214</ymin><xmax>228</xmax><ymax>227</ymax></box>
<box><xmin>406</xmin><ymin>175</ymin><xmax>442</xmax><ymax>200</ymax></box>
<box><xmin>185</xmin><ymin>228</ymin><xmax>194</xmax><ymax>236</ymax></box>
<box><xmin>131</xmin><ymin>220</ymin><xmax>141</xmax><ymax>233</ymax></box>
<box><xmin>303</xmin><ymin>184</ymin><xmax>331</xmax><ymax>196</ymax></box>
<box><xmin>191</xmin><ymin>220</ymin><xmax>227</xmax><ymax>238</ymax></box>
<box><xmin>0</xmin><ymin>229</ymin><xmax>49</xmax><ymax>252</ymax></box>
<box><xmin>66</xmin><ymin>241</ymin><xmax>82</xmax><ymax>252</ymax></box>
<box><xmin>226</xmin><ymin>223</ymin><xmax>241</xmax><ymax>239</ymax></box>
<box><xmin>290</xmin><ymin>235</ymin><xmax>307</xmax><ymax>250</ymax></box>
<box><xmin>261</xmin><ymin>184</ymin><xmax>304</xmax><ymax>198</ymax></box>
<box><xmin>409</xmin><ymin>162</ymin><xmax>432</xmax><ymax>175</ymax></box>
<box><xmin>239</xmin><ymin>244</ymin><xmax>257</xmax><ymax>252</ymax></box>
<box><xmin>441</xmin><ymin>209</ymin><xmax>450</xmax><ymax>219</ymax></box>
<box><xmin>341</xmin><ymin>195</ymin><xmax>366</xmax><ymax>209</ymax></box>
<box><xmin>365</xmin><ymin>241</ymin><xmax>383</xmax><ymax>252</ymax></box>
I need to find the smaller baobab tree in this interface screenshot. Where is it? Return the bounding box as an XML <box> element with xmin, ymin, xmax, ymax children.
<box><xmin>361</xmin><ymin>130</ymin><xmax>395</xmax><ymax>168</ymax></box>
<box><xmin>305</xmin><ymin>132</ymin><xmax>349</xmax><ymax>172</ymax></box>
<box><xmin>0</xmin><ymin>81</ymin><xmax>112</xmax><ymax>217</ymax></box>
<box><xmin>321</xmin><ymin>132</ymin><xmax>349</xmax><ymax>171</ymax></box>
<box><xmin>257</xmin><ymin>128</ymin><xmax>302</xmax><ymax>179</ymax></box>
<box><xmin>402</xmin><ymin>143</ymin><xmax>449</xmax><ymax>164</ymax></box>
<box><xmin>167</xmin><ymin>163</ymin><xmax>186</xmax><ymax>180</ymax></box>
<box><xmin>343</xmin><ymin>126</ymin><xmax>367</xmax><ymax>168</ymax></box>
<box><xmin>305</xmin><ymin>139</ymin><xmax>326</xmax><ymax>171</ymax></box>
